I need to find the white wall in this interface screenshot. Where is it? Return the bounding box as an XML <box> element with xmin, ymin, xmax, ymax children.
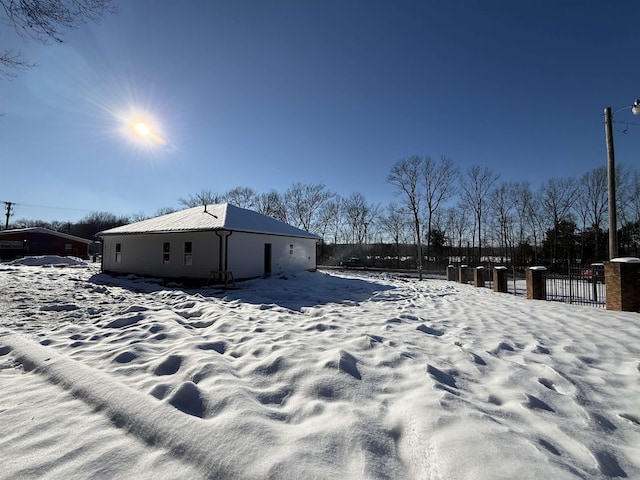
<box><xmin>102</xmin><ymin>232</ymin><xmax>220</xmax><ymax>279</ymax></box>
<box><xmin>101</xmin><ymin>231</ymin><xmax>317</xmax><ymax>280</ymax></box>
<box><xmin>228</xmin><ymin>232</ymin><xmax>317</xmax><ymax>279</ymax></box>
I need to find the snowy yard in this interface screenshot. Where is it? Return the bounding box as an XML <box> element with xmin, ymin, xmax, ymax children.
<box><xmin>1</xmin><ymin>257</ymin><xmax>639</xmax><ymax>479</ymax></box>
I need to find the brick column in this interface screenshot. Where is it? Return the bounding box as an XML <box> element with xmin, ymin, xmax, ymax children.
<box><xmin>605</xmin><ymin>258</ymin><xmax>640</xmax><ymax>311</ymax></box>
<box><xmin>474</xmin><ymin>266</ymin><xmax>485</xmax><ymax>287</ymax></box>
<box><xmin>526</xmin><ymin>267</ymin><xmax>547</xmax><ymax>300</ymax></box>
<box><xmin>459</xmin><ymin>264</ymin><xmax>470</xmax><ymax>284</ymax></box>
<box><xmin>493</xmin><ymin>266</ymin><xmax>508</xmax><ymax>293</ymax></box>
<box><xmin>446</xmin><ymin>265</ymin><xmax>458</xmax><ymax>282</ymax></box>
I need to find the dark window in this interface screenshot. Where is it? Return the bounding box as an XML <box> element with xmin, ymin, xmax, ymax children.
<box><xmin>163</xmin><ymin>242</ymin><xmax>170</xmax><ymax>264</ymax></box>
<box><xmin>115</xmin><ymin>243</ymin><xmax>122</xmax><ymax>263</ymax></box>
<box><xmin>184</xmin><ymin>242</ymin><xmax>192</xmax><ymax>266</ymax></box>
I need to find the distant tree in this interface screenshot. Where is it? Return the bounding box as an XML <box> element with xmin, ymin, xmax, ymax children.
<box><xmin>379</xmin><ymin>203</ymin><xmax>410</xmax><ymax>267</ymax></box>
<box><xmin>10</xmin><ymin>218</ymin><xmax>52</xmax><ymax>229</ymax></box>
<box><xmin>510</xmin><ymin>182</ymin><xmax>536</xmax><ymax>263</ymax></box>
<box><xmin>617</xmin><ymin>165</ymin><xmax>639</xmax><ymax>231</ymax></box>
<box><xmin>444</xmin><ymin>206</ymin><xmax>471</xmax><ymax>260</ymax></box>
<box><xmin>128</xmin><ymin>211</ymin><xmax>148</xmax><ymax>223</ymax></box>
<box><xmin>422</xmin><ymin>156</ymin><xmax>458</xmax><ymax>262</ymax></box>
<box><xmin>316</xmin><ymin>197</ymin><xmax>343</xmax><ymax>244</ymax></box>
<box><xmin>284</xmin><ymin>182</ymin><xmax>334</xmax><ymax>233</ymax></box>
<box><xmin>575</xmin><ymin>167</ymin><xmax>607</xmax><ymax>260</ymax></box>
<box><xmin>224</xmin><ymin>186</ymin><xmax>258</xmax><ymax>209</ymax></box>
<box><xmin>388</xmin><ymin>156</ymin><xmax>424</xmax><ymax>278</ymax></box>
<box><xmin>427</xmin><ymin>228</ymin><xmax>446</xmax><ymax>261</ymax></box>
<box><xmin>538</xmin><ymin>177</ymin><xmax>578</xmax><ymax>261</ymax></box>
<box><xmin>459</xmin><ymin>165</ymin><xmax>499</xmax><ymax>263</ymax></box>
<box><xmin>255</xmin><ymin>190</ymin><xmax>287</xmax><ymax>222</ymax></box>
<box><xmin>541</xmin><ymin>219</ymin><xmax>578</xmax><ymax>266</ymax></box>
<box><xmin>178</xmin><ymin>190</ymin><xmax>223</xmax><ymax>208</ymax></box>
<box><xmin>1</xmin><ymin>0</ymin><xmax>116</xmax><ymax>78</ymax></box>
<box><xmin>342</xmin><ymin>193</ymin><xmax>379</xmax><ymax>253</ymax></box>
<box><xmin>72</xmin><ymin>211</ymin><xmax>129</xmax><ymax>239</ymax></box>
<box><xmin>489</xmin><ymin>181</ymin><xmax>517</xmax><ymax>263</ymax></box>
<box><xmin>155</xmin><ymin>206</ymin><xmax>178</xmax><ymax>216</ymax></box>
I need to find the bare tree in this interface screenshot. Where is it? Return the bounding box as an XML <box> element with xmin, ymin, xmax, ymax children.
<box><xmin>342</xmin><ymin>192</ymin><xmax>379</xmax><ymax>251</ymax></box>
<box><xmin>444</xmin><ymin>206</ymin><xmax>471</xmax><ymax>261</ymax></box>
<box><xmin>538</xmin><ymin>176</ymin><xmax>579</xmax><ymax>261</ymax></box>
<box><xmin>316</xmin><ymin>197</ymin><xmax>343</xmax><ymax>244</ymax></box>
<box><xmin>511</xmin><ymin>182</ymin><xmax>537</xmax><ymax>264</ymax></box>
<box><xmin>388</xmin><ymin>156</ymin><xmax>424</xmax><ymax>278</ymax></box>
<box><xmin>1</xmin><ymin>0</ymin><xmax>116</xmax><ymax>78</ymax></box>
<box><xmin>459</xmin><ymin>165</ymin><xmax>499</xmax><ymax>263</ymax></box>
<box><xmin>255</xmin><ymin>190</ymin><xmax>287</xmax><ymax>222</ymax></box>
<box><xmin>178</xmin><ymin>190</ymin><xmax>224</xmax><ymax>208</ymax></box>
<box><xmin>379</xmin><ymin>203</ymin><xmax>411</xmax><ymax>268</ymax></box>
<box><xmin>423</xmin><ymin>156</ymin><xmax>458</xmax><ymax>262</ymax></box>
<box><xmin>284</xmin><ymin>182</ymin><xmax>334</xmax><ymax>233</ymax></box>
<box><xmin>155</xmin><ymin>206</ymin><xmax>178</xmax><ymax>216</ymax></box>
<box><xmin>72</xmin><ymin>211</ymin><xmax>129</xmax><ymax>238</ymax></box>
<box><xmin>575</xmin><ymin>167</ymin><xmax>607</xmax><ymax>260</ymax></box>
<box><xmin>224</xmin><ymin>186</ymin><xmax>258</xmax><ymax>209</ymax></box>
<box><xmin>489</xmin><ymin>181</ymin><xmax>517</xmax><ymax>263</ymax></box>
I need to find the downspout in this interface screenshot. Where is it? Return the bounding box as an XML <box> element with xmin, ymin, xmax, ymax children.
<box><xmin>215</xmin><ymin>230</ymin><xmax>224</xmax><ymax>271</ymax></box>
<box><xmin>224</xmin><ymin>231</ymin><xmax>233</xmax><ymax>271</ymax></box>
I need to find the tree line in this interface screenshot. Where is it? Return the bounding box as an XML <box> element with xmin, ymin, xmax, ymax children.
<box><xmin>8</xmin><ymin>157</ymin><xmax>640</xmax><ymax>269</ymax></box>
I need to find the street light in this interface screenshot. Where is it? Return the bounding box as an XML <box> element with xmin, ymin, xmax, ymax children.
<box><xmin>603</xmin><ymin>99</ymin><xmax>640</xmax><ymax>259</ymax></box>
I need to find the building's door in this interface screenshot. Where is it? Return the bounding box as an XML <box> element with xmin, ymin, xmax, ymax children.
<box><xmin>264</xmin><ymin>243</ymin><xmax>272</xmax><ymax>276</ymax></box>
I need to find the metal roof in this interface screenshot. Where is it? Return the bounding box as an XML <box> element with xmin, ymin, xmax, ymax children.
<box><xmin>97</xmin><ymin>204</ymin><xmax>320</xmax><ymax>239</ymax></box>
<box><xmin>0</xmin><ymin>227</ymin><xmax>93</xmax><ymax>244</ymax></box>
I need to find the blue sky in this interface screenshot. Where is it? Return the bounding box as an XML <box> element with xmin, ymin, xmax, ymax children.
<box><xmin>2</xmin><ymin>1</ymin><xmax>640</xmax><ymax>223</ymax></box>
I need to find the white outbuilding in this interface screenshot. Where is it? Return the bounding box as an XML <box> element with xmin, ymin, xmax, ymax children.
<box><xmin>97</xmin><ymin>204</ymin><xmax>319</xmax><ymax>282</ymax></box>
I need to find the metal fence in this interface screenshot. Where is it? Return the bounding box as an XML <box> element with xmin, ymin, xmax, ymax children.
<box><xmin>545</xmin><ymin>263</ymin><xmax>606</xmax><ymax>308</ymax></box>
<box><xmin>468</xmin><ymin>263</ymin><xmax>606</xmax><ymax>308</ymax></box>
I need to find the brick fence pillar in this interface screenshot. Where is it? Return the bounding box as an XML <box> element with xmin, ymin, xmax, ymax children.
<box><xmin>459</xmin><ymin>264</ymin><xmax>470</xmax><ymax>284</ymax></box>
<box><xmin>493</xmin><ymin>266</ymin><xmax>508</xmax><ymax>293</ymax></box>
<box><xmin>446</xmin><ymin>265</ymin><xmax>458</xmax><ymax>281</ymax></box>
<box><xmin>526</xmin><ymin>266</ymin><xmax>547</xmax><ymax>300</ymax></box>
<box><xmin>605</xmin><ymin>258</ymin><xmax>640</xmax><ymax>311</ymax></box>
<box><xmin>474</xmin><ymin>266</ymin><xmax>485</xmax><ymax>287</ymax></box>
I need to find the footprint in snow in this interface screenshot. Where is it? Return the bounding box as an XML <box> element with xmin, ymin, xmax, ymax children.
<box><xmin>197</xmin><ymin>341</ymin><xmax>226</xmax><ymax>354</ymax></box>
<box><xmin>489</xmin><ymin>342</ymin><xmax>515</xmax><ymax>356</ymax></box>
<box><xmin>426</xmin><ymin>364</ymin><xmax>457</xmax><ymax>390</ymax></box>
<box><xmin>168</xmin><ymin>382</ymin><xmax>206</xmax><ymax>418</ymax></box>
<box><xmin>416</xmin><ymin>324</ymin><xmax>444</xmax><ymax>337</ymax></box>
<box><xmin>523</xmin><ymin>394</ymin><xmax>554</xmax><ymax>412</ymax></box>
<box><xmin>113</xmin><ymin>351</ymin><xmax>138</xmax><ymax>364</ymax></box>
<box><xmin>538</xmin><ymin>378</ymin><xmax>556</xmax><ymax>391</ymax></box>
<box><xmin>153</xmin><ymin>355</ymin><xmax>183</xmax><ymax>375</ymax></box>
<box><xmin>592</xmin><ymin>449</ymin><xmax>627</xmax><ymax>478</ymax></box>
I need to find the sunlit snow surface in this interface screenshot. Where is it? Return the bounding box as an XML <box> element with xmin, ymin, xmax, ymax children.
<box><xmin>1</xmin><ymin>258</ymin><xmax>639</xmax><ymax>479</ymax></box>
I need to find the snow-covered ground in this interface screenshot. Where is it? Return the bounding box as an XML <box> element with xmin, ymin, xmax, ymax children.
<box><xmin>1</xmin><ymin>256</ymin><xmax>639</xmax><ymax>479</ymax></box>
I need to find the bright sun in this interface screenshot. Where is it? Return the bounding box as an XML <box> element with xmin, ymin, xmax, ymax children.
<box><xmin>134</xmin><ymin>122</ymin><xmax>151</xmax><ymax>136</ymax></box>
<box><xmin>125</xmin><ymin>115</ymin><xmax>167</xmax><ymax>147</ymax></box>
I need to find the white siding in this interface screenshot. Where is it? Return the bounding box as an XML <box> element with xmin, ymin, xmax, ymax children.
<box><xmin>102</xmin><ymin>232</ymin><xmax>220</xmax><ymax>279</ymax></box>
<box><xmin>227</xmin><ymin>232</ymin><xmax>317</xmax><ymax>279</ymax></box>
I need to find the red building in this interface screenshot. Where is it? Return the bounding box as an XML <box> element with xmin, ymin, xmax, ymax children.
<box><xmin>0</xmin><ymin>227</ymin><xmax>92</xmax><ymax>260</ymax></box>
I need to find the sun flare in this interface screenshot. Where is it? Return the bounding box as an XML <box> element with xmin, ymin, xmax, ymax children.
<box><xmin>134</xmin><ymin>122</ymin><xmax>151</xmax><ymax>136</ymax></box>
<box><xmin>125</xmin><ymin>114</ymin><xmax>167</xmax><ymax>147</ymax></box>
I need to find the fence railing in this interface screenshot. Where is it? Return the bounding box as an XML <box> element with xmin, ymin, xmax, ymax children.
<box><xmin>545</xmin><ymin>263</ymin><xmax>606</xmax><ymax>308</ymax></box>
<box><xmin>457</xmin><ymin>263</ymin><xmax>606</xmax><ymax>309</ymax></box>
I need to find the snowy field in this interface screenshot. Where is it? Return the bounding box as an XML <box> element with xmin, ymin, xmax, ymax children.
<box><xmin>1</xmin><ymin>257</ymin><xmax>639</xmax><ymax>479</ymax></box>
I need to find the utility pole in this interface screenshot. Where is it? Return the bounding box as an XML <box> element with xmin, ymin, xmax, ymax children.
<box><xmin>604</xmin><ymin>107</ymin><xmax>617</xmax><ymax>260</ymax></box>
<box><xmin>4</xmin><ymin>201</ymin><xmax>13</xmax><ymax>230</ymax></box>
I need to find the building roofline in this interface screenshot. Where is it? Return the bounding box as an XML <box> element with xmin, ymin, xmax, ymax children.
<box><xmin>0</xmin><ymin>227</ymin><xmax>93</xmax><ymax>244</ymax></box>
